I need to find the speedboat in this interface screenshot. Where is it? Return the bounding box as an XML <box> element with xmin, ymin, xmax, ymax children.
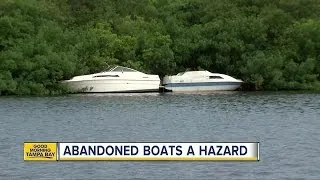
<box><xmin>163</xmin><ymin>70</ymin><xmax>243</xmax><ymax>92</ymax></box>
<box><xmin>63</xmin><ymin>66</ymin><xmax>160</xmax><ymax>93</ymax></box>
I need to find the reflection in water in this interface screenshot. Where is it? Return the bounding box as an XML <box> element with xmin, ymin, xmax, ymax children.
<box><xmin>164</xmin><ymin>91</ymin><xmax>240</xmax><ymax>95</ymax></box>
<box><xmin>67</xmin><ymin>91</ymin><xmax>240</xmax><ymax>97</ymax></box>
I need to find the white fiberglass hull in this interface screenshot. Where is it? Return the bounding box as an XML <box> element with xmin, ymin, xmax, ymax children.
<box><xmin>64</xmin><ymin>79</ymin><xmax>160</xmax><ymax>93</ymax></box>
<box><xmin>164</xmin><ymin>82</ymin><xmax>242</xmax><ymax>92</ymax></box>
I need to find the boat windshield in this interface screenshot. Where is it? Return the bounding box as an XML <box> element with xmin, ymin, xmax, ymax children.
<box><xmin>103</xmin><ymin>66</ymin><xmax>115</xmax><ymax>72</ymax></box>
<box><xmin>102</xmin><ymin>66</ymin><xmax>138</xmax><ymax>72</ymax></box>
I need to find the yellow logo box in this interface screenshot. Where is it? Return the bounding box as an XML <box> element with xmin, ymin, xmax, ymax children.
<box><xmin>24</xmin><ymin>142</ymin><xmax>57</xmax><ymax>161</ymax></box>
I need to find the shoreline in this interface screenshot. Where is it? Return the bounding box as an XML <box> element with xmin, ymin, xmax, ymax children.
<box><xmin>0</xmin><ymin>89</ymin><xmax>319</xmax><ymax>97</ymax></box>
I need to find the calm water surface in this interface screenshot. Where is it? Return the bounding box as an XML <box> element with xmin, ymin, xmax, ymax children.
<box><xmin>0</xmin><ymin>91</ymin><xmax>319</xmax><ymax>179</ymax></box>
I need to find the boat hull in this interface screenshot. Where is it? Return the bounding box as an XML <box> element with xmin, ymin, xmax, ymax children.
<box><xmin>164</xmin><ymin>82</ymin><xmax>242</xmax><ymax>92</ymax></box>
<box><xmin>64</xmin><ymin>79</ymin><xmax>160</xmax><ymax>93</ymax></box>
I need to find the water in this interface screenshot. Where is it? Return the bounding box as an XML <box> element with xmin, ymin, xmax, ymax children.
<box><xmin>0</xmin><ymin>92</ymin><xmax>319</xmax><ymax>179</ymax></box>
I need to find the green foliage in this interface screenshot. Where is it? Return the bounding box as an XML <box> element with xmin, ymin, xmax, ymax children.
<box><xmin>0</xmin><ymin>0</ymin><xmax>320</xmax><ymax>95</ymax></box>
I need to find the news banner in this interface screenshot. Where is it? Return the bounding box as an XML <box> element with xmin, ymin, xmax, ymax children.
<box><xmin>24</xmin><ymin>142</ymin><xmax>260</xmax><ymax>161</ymax></box>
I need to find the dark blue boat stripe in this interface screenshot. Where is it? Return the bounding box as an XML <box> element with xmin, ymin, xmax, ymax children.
<box><xmin>164</xmin><ymin>81</ymin><xmax>242</xmax><ymax>87</ymax></box>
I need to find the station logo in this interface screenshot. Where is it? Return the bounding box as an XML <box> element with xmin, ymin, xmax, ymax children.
<box><xmin>24</xmin><ymin>142</ymin><xmax>57</xmax><ymax>161</ymax></box>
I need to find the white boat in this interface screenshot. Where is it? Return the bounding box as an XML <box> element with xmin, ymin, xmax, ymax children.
<box><xmin>63</xmin><ymin>66</ymin><xmax>160</xmax><ymax>93</ymax></box>
<box><xmin>163</xmin><ymin>70</ymin><xmax>243</xmax><ymax>92</ymax></box>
